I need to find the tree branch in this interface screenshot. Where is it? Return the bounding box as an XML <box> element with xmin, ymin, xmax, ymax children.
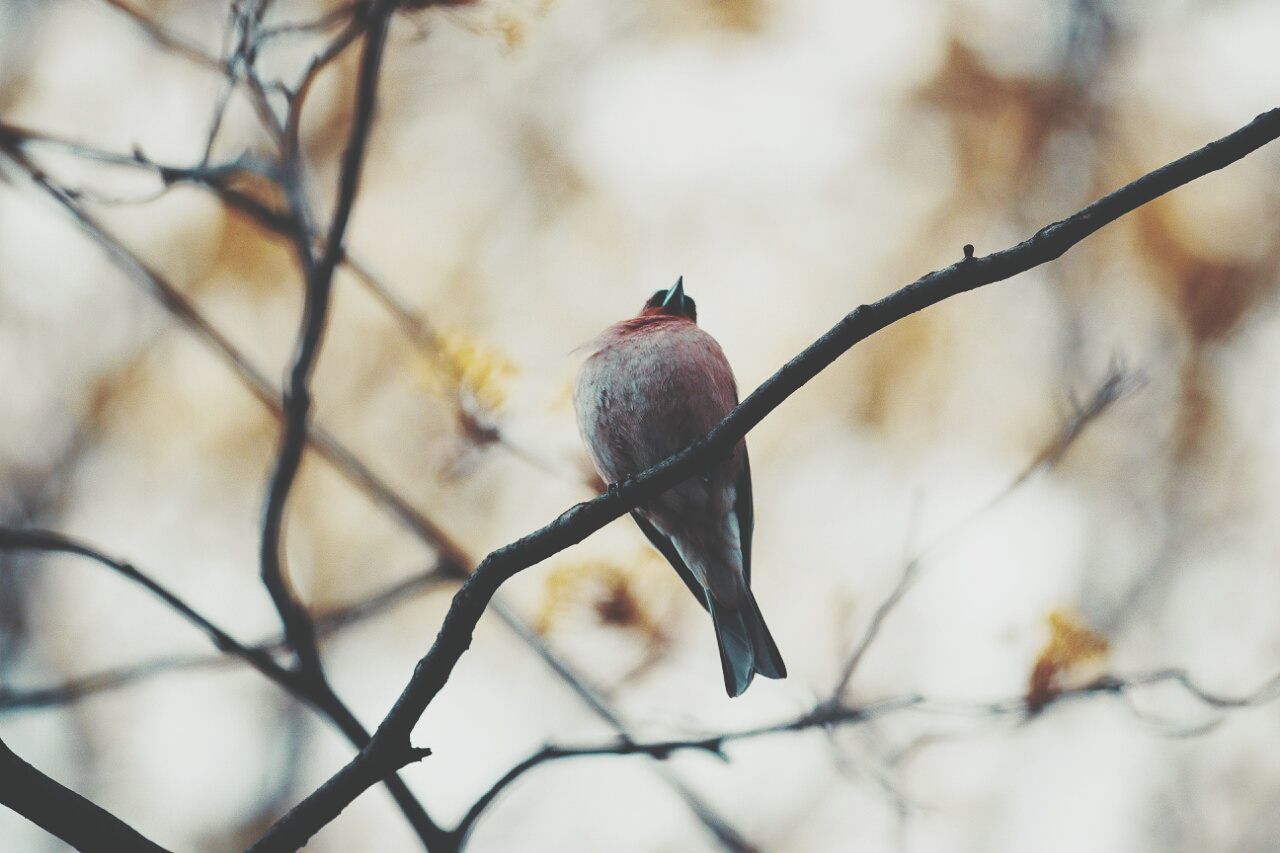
<box><xmin>0</xmin><ymin>559</ymin><xmax>450</xmax><ymax>713</ymax></box>
<box><xmin>448</xmin><ymin>665</ymin><xmax>1280</xmax><ymax>846</ymax></box>
<box><xmin>830</xmin><ymin>360</ymin><xmax>1141</xmax><ymax>700</ymax></box>
<box><xmin>257</xmin><ymin>0</ymin><xmax>390</xmax><ymax>701</ymax></box>
<box><xmin>0</xmin><ymin>527</ymin><xmax>440</xmax><ymax>846</ymax></box>
<box><xmin>240</xmin><ymin>6</ymin><xmax>447</xmax><ymax>847</ymax></box>
<box><xmin>0</xmin><ymin>733</ymin><xmax>171</xmax><ymax>853</ymax></box>
<box><xmin>98</xmin><ymin>0</ymin><xmax>226</xmax><ymax>73</ymax></box>
<box><xmin>250</xmin><ymin>107</ymin><xmax>1280</xmax><ymax>851</ymax></box>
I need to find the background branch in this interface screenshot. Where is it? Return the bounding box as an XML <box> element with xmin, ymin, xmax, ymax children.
<box><xmin>0</xmin><ymin>527</ymin><xmax>439</xmax><ymax>843</ymax></box>
<box><xmin>448</xmin><ymin>663</ymin><xmax>1280</xmax><ymax>846</ymax></box>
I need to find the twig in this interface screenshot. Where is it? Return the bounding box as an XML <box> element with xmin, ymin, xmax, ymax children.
<box><xmin>97</xmin><ymin>0</ymin><xmax>226</xmax><ymax>72</ymax></box>
<box><xmin>0</xmin><ymin>120</ymin><xmax>559</xmax><ymax>477</ymax></box>
<box><xmin>247</xmin><ymin>6</ymin><xmax>448</xmax><ymax>847</ymax></box>
<box><xmin>0</xmin><ymin>559</ymin><xmax>450</xmax><ymax>712</ymax></box>
<box><xmin>258</xmin><ymin>0</ymin><xmax>388</xmax><ymax>692</ymax></box>
<box><xmin>0</xmin><ymin>527</ymin><xmax>438</xmax><ymax>844</ymax></box>
<box><xmin>0</xmin><ymin>528</ymin><xmax>305</xmax><ymax>690</ymax></box>
<box><xmin>447</xmin><ymin>664</ymin><xmax>1280</xmax><ymax>844</ymax></box>
<box><xmin>250</xmin><ymin>107</ymin><xmax>1280</xmax><ymax>852</ymax></box>
<box><xmin>829</xmin><ymin>361</ymin><xmax>1140</xmax><ymax>700</ymax></box>
<box><xmin>260</xmin><ymin>2</ymin><xmax>366</xmax><ymax>41</ymax></box>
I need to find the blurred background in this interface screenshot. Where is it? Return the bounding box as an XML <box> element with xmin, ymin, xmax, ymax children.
<box><xmin>1</xmin><ymin>0</ymin><xmax>1279</xmax><ymax>850</ymax></box>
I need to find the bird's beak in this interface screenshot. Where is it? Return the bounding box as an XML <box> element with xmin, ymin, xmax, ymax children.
<box><xmin>661</xmin><ymin>276</ymin><xmax>685</xmax><ymax>311</ymax></box>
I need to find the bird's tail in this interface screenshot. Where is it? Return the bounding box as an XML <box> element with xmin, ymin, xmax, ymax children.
<box><xmin>706</xmin><ymin>579</ymin><xmax>787</xmax><ymax>698</ymax></box>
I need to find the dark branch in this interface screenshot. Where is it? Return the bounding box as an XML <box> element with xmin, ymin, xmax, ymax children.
<box><xmin>246</xmin><ymin>6</ymin><xmax>446</xmax><ymax>847</ymax></box>
<box><xmin>0</xmin><ymin>526</ymin><xmax>442</xmax><ymax>848</ymax></box>
<box><xmin>251</xmin><ymin>107</ymin><xmax>1280</xmax><ymax>851</ymax></box>
<box><xmin>0</xmin><ymin>528</ymin><xmax>306</xmax><ymax>691</ymax></box>
<box><xmin>258</xmin><ymin>0</ymin><xmax>390</xmax><ymax>693</ymax></box>
<box><xmin>0</xmin><ymin>734</ymin><xmax>171</xmax><ymax>853</ymax></box>
<box><xmin>0</xmin><ymin>560</ymin><xmax>451</xmax><ymax>713</ymax></box>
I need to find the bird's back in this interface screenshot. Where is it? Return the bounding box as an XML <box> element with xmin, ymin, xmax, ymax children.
<box><xmin>574</xmin><ymin>316</ymin><xmax>738</xmax><ymax>484</ymax></box>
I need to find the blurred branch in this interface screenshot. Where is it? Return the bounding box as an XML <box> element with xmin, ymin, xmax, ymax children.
<box><xmin>260</xmin><ymin>3</ymin><xmax>366</xmax><ymax>41</ymax></box>
<box><xmin>0</xmin><ymin>559</ymin><xmax>450</xmax><ymax>713</ymax></box>
<box><xmin>0</xmin><ymin>119</ymin><xmax>563</xmax><ymax>476</ymax></box>
<box><xmin>1002</xmin><ymin>357</ymin><xmax>1142</xmax><ymax>496</ymax></box>
<box><xmin>251</xmin><ymin>107</ymin><xmax>1280</xmax><ymax>851</ymax></box>
<box><xmin>830</xmin><ymin>359</ymin><xmax>1141</xmax><ymax>700</ymax></box>
<box><xmin>0</xmin><ymin>733</ymin><xmax>171</xmax><ymax>853</ymax></box>
<box><xmin>449</xmin><ymin>664</ymin><xmax>1280</xmax><ymax>845</ymax></box>
<box><xmin>0</xmin><ymin>528</ymin><xmax>306</xmax><ymax>690</ymax></box>
<box><xmin>0</xmin><ymin>527</ymin><xmax>436</xmax><ymax>842</ymax></box>
<box><xmin>0</xmin><ymin>119</ymin><xmax>562</xmax><ymax>477</ymax></box>
<box><xmin>98</xmin><ymin>0</ymin><xmax>227</xmax><ymax>72</ymax></box>
<box><xmin>257</xmin><ymin>0</ymin><xmax>389</xmax><ymax>718</ymax></box>
<box><xmin>241</xmin><ymin>5</ymin><xmax>449</xmax><ymax>848</ymax></box>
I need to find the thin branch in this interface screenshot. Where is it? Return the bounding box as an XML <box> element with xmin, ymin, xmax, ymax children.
<box><xmin>97</xmin><ymin>0</ymin><xmax>227</xmax><ymax>72</ymax></box>
<box><xmin>258</xmin><ymin>0</ymin><xmax>389</xmax><ymax>692</ymax></box>
<box><xmin>0</xmin><ymin>120</ymin><xmax>558</xmax><ymax>477</ymax></box>
<box><xmin>281</xmin><ymin>18</ymin><xmax>367</xmax><ymax>155</ymax></box>
<box><xmin>250</xmin><ymin>107</ymin><xmax>1280</xmax><ymax>852</ymax></box>
<box><xmin>0</xmin><ymin>527</ymin><xmax>438</xmax><ymax>846</ymax></box>
<box><xmin>260</xmin><ymin>3</ymin><xmax>366</xmax><ymax>41</ymax></box>
<box><xmin>830</xmin><ymin>360</ymin><xmax>1140</xmax><ymax>699</ymax></box>
<box><xmin>245</xmin><ymin>6</ymin><xmax>447</xmax><ymax>847</ymax></box>
<box><xmin>0</xmin><ymin>528</ymin><xmax>305</xmax><ymax>691</ymax></box>
<box><xmin>0</xmin><ymin>559</ymin><xmax>450</xmax><ymax>713</ymax></box>
<box><xmin>0</xmin><ymin>733</ymin><xmax>171</xmax><ymax>853</ymax></box>
<box><xmin>448</xmin><ymin>665</ymin><xmax>1280</xmax><ymax>844</ymax></box>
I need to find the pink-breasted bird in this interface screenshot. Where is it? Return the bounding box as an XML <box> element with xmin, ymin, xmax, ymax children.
<box><xmin>574</xmin><ymin>278</ymin><xmax>786</xmax><ymax>697</ymax></box>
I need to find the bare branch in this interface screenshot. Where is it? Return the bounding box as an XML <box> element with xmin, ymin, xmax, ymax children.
<box><xmin>258</xmin><ymin>0</ymin><xmax>389</xmax><ymax>694</ymax></box>
<box><xmin>250</xmin><ymin>108</ymin><xmax>1280</xmax><ymax>852</ymax></box>
<box><xmin>0</xmin><ymin>558</ymin><xmax>450</xmax><ymax>713</ymax></box>
<box><xmin>233</xmin><ymin>6</ymin><xmax>448</xmax><ymax>846</ymax></box>
<box><xmin>0</xmin><ymin>733</ymin><xmax>171</xmax><ymax>853</ymax></box>
<box><xmin>450</xmin><ymin>665</ymin><xmax>1280</xmax><ymax>844</ymax></box>
<box><xmin>260</xmin><ymin>3</ymin><xmax>366</xmax><ymax>41</ymax></box>
<box><xmin>830</xmin><ymin>361</ymin><xmax>1141</xmax><ymax>700</ymax></box>
<box><xmin>0</xmin><ymin>527</ymin><xmax>442</xmax><ymax>847</ymax></box>
<box><xmin>97</xmin><ymin>0</ymin><xmax>227</xmax><ymax>72</ymax></box>
<box><xmin>0</xmin><ymin>528</ymin><xmax>304</xmax><ymax>689</ymax></box>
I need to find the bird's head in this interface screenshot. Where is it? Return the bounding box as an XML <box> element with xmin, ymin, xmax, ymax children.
<box><xmin>640</xmin><ymin>277</ymin><xmax>697</xmax><ymax>323</ymax></box>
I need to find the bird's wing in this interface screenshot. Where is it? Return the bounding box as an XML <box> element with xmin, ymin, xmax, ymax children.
<box><xmin>736</xmin><ymin>447</ymin><xmax>755</xmax><ymax>587</ymax></box>
<box><xmin>630</xmin><ymin>511</ymin><xmax>709</xmax><ymax>612</ymax></box>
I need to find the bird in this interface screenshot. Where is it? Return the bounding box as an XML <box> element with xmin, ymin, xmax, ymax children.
<box><xmin>573</xmin><ymin>277</ymin><xmax>786</xmax><ymax>697</ymax></box>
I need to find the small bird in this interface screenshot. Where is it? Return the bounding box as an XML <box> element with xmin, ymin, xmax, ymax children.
<box><xmin>574</xmin><ymin>278</ymin><xmax>786</xmax><ymax>697</ymax></box>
